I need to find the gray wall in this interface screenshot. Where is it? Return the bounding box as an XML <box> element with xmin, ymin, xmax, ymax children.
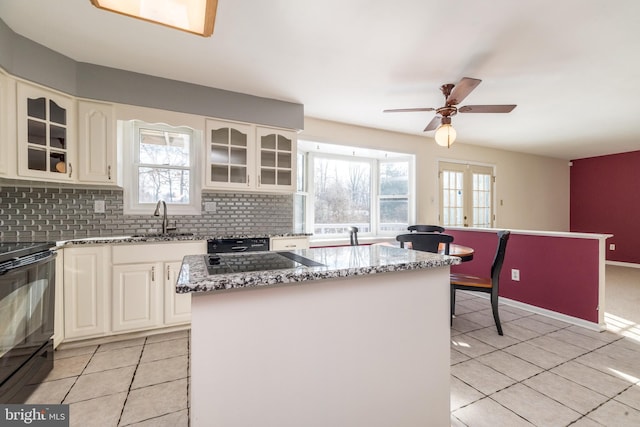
<box><xmin>0</xmin><ymin>18</ymin><xmax>303</xmax><ymax>130</ymax></box>
<box><xmin>0</xmin><ymin>183</ymin><xmax>294</xmax><ymax>241</ymax></box>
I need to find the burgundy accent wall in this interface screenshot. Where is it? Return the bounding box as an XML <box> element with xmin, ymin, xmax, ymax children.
<box><xmin>570</xmin><ymin>151</ymin><xmax>640</xmax><ymax>264</ymax></box>
<box><xmin>446</xmin><ymin>230</ymin><xmax>600</xmax><ymax>323</ymax></box>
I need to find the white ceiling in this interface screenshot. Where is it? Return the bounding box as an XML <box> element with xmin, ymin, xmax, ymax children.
<box><xmin>1</xmin><ymin>0</ymin><xmax>639</xmax><ymax>160</ymax></box>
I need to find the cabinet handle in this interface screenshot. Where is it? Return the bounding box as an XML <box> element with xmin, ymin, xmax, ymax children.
<box><xmin>247</xmin><ymin>174</ymin><xmax>250</xmax><ymax>186</ymax></box>
<box><xmin>167</xmin><ymin>265</ymin><xmax>171</xmax><ymax>280</ymax></box>
<box><xmin>151</xmin><ymin>266</ymin><xmax>155</xmax><ymax>281</ymax></box>
<box><xmin>68</xmin><ymin>163</ymin><xmax>73</xmax><ymax>178</ymax></box>
<box><xmin>285</xmin><ymin>245</ymin><xmax>295</xmax><ymax>248</ymax></box>
<box><xmin>108</xmin><ymin>165</ymin><xmax>111</xmax><ymax>180</ymax></box>
<box><xmin>258</xmin><ymin>175</ymin><xmax>261</xmax><ymax>185</ymax></box>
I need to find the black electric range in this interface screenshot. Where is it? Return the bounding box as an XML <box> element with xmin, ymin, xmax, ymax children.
<box><xmin>0</xmin><ymin>241</ymin><xmax>58</xmax><ymax>264</ymax></box>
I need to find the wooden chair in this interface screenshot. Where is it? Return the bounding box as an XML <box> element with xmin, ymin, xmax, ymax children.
<box><xmin>348</xmin><ymin>226</ymin><xmax>359</xmax><ymax>246</ymax></box>
<box><xmin>396</xmin><ymin>232</ymin><xmax>454</xmax><ymax>254</ymax></box>
<box><xmin>408</xmin><ymin>225</ymin><xmax>445</xmax><ymax>233</ymax></box>
<box><xmin>450</xmin><ymin>230</ymin><xmax>510</xmax><ymax>335</ymax></box>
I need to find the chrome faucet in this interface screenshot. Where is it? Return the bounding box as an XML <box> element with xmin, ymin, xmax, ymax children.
<box><xmin>153</xmin><ymin>200</ymin><xmax>175</xmax><ymax>234</ymax></box>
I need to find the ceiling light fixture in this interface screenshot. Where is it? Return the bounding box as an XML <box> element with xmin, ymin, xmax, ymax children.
<box><xmin>434</xmin><ymin>117</ymin><xmax>456</xmax><ymax>148</ymax></box>
<box><xmin>90</xmin><ymin>0</ymin><xmax>217</xmax><ymax>37</ymax></box>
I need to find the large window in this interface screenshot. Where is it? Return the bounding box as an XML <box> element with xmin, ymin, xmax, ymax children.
<box><xmin>124</xmin><ymin>121</ymin><xmax>201</xmax><ymax>215</ymax></box>
<box><xmin>296</xmin><ymin>141</ymin><xmax>414</xmax><ymax>239</ymax></box>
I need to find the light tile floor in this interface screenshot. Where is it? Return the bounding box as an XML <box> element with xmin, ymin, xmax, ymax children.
<box><xmin>21</xmin><ymin>292</ymin><xmax>640</xmax><ymax>426</ymax></box>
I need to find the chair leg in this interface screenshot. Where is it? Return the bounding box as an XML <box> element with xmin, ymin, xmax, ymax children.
<box><xmin>491</xmin><ymin>296</ymin><xmax>503</xmax><ymax>336</ymax></box>
<box><xmin>450</xmin><ymin>286</ymin><xmax>456</xmax><ymax>326</ymax></box>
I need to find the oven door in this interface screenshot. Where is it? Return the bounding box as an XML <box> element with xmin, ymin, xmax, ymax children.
<box><xmin>0</xmin><ymin>251</ymin><xmax>56</xmax><ymax>389</ymax></box>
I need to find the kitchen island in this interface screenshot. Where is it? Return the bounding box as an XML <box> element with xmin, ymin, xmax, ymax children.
<box><xmin>178</xmin><ymin>245</ymin><xmax>460</xmax><ymax>427</ymax></box>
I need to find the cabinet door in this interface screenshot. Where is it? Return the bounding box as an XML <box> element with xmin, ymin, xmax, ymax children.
<box><xmin>112</xmin><ymin>262</ymin><xmax>162</xmax><ymax>332</ymax></box>
<box><xmin>17</xmin><ymin>82</ymin><xmax>76</xmax><ymax>181</ymax></box>
<box><xmin>63</xmin><ymin>246</ymin><xmax>108</xmax><ymax>340</ymax></box>
<box><xmin>164</xmin><ymin>261</ymin><xmax>191</xmax><ymax>325</ymax></box>
<box><xmin>205</xmin><ymin>119</ymin><xmax>255</xmax><ymax>189</ymax></box>
<box><xmin>78</xmin><ymin>100</ymin><xmax>116</xmax><ymax>184</ymax></box>
<box><xmin>256</xmin><ymin>127</ymin><xmax>296</xmax><ymax>192</ymax></box>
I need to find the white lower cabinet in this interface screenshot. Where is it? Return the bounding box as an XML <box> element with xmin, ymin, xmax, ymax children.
<box><xmin>111</xmin><ymin>262</ymin><xmax>162</xmax><ymax>333</ymax></box>
<box><xmin>62</xmin><ymin>241</ymin><xmax>204</xmax><ymax>343</ymax></box>
<box><xmin>63</xmin><ymin>246</ymin><xmax>109</xmax><ymax>340</ymax></box>
<box><xmin>111</xmin><ymin>241</ymin><xmax>205</xmax><ymax>333</ymax></box>
<box><xmin>270</xmin><ymin>236</ymin><xmax>310</xmax><ymax>251</ymax></box>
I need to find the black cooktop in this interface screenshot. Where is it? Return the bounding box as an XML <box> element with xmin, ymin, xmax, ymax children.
<box><xmin>0</xmin><ymin>242</ymin><xmax>57</xmax><ymax>263</ymax></box>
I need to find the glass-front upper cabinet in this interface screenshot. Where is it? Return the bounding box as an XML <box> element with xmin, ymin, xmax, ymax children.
<box><xmin>256</xmin><ymin>127</ymin><xmax>296</xmax><ymax>192</ymax></box>
<box><xmin>204</xmin><ymin>119</ymin><xmax>254</xmax><ymax>189</ymax></box>
<box><xmin>17</xmin><ymin>82</ymin><xmax>75</xmax><ymax>181</ymax></box>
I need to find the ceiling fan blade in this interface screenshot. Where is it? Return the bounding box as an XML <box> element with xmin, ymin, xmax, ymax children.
<box><xmin>383</xmin><ymin>107</ymin><xmax>435</xmax><ymax>113</ymax></box>
<box><xmin>459</xmin><ymin>104</ymin><xmax>517</xmax><ymax>113</ymax></box>
<box><xmin>423</xmin><ymin>116</ymin><xmax>441</xmax><ymax>132</ymax></box>
<box><xmin>447</xmin><ymin>77</ymin><xmax>481</xmax><ymax>105</ymax></box>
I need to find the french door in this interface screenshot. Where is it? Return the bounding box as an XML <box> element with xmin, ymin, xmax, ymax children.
<box><xmin>439</xmin><ymin>161</ymin><xmax>494</xmax><ymax>228</ymax></box>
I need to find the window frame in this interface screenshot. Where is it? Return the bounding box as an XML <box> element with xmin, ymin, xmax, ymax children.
<box><xmin>123</xmin><ymin>120</ymin><xmax>202</xmax><ymax>216</ymax></box>
<box><xmin>297</xmin><ymin>142</ymin><xmax>415</xmax><ymax>239</ymax></box>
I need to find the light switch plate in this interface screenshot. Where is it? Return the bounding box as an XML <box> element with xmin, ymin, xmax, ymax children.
<box><xmin>511</xmin><ymin>269</ymin><xmax>520</xmax><ymax>281</ymax></box>
<box><xmin>94</xmin><ymin>200</ymin><xmax>106</xmax><ymax>213</ymax></box>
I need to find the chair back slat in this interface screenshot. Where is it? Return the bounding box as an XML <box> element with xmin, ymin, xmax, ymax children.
<box><xmin>490</xmin><ymin>230</ymin><xmax>511</xmax><ymax>288</ymax></box>
<box><xmin>396</xmin><ymin>233</ymin><xmax>454</xmax><ymax>254</ymax></box>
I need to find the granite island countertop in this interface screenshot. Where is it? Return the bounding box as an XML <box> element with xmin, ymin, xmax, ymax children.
<box><xmin>177</xmin><ymin>245</ymin><xmax>461</xmax><ymax>294</ymax></box>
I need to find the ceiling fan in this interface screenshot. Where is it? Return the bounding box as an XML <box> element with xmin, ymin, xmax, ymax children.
<box><xmin>383</xmin><ymin>77</ymin><xmax>516</xmax><ymax>147</ymax></box>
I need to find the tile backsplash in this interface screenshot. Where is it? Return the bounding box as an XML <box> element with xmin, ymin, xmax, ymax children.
<box><xmin>0</xmin><ymin>181</ymin><xmax>294</xmax><ymax>241</ymax></box>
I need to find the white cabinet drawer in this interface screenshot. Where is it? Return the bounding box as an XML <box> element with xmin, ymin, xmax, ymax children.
<box><xmin>112</xmin><ymin>241</ymin><xmax>205</xmax><ymax>264</ymax></box>
<box><xmin>270</xmin><ymin>236</ymin><xmax>310</xmax><ymax>251</ymax></box>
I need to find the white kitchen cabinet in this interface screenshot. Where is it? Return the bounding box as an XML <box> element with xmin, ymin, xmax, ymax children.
<box><xmin>0</xmin><ymin>72</ymin><xmax>8</xmax><ymax>176</ymax></box>
<box><xmin>53</xmin><ymin>249</ymin><xmax>64</xmax><ymax>349</ymax></box>
<box><xmin>17</xmin><ymin>82</ymin><xmax>76</xmax><ymax>182</ymax></box>
<box><xmin>63</xmin><ymin>246</ymin><xmax>109</xmax><ymax>340</ymax></box>
<box><xmin>165</xmin><ymin>261</ymin><xmax>192</xmax><ymax>325</ymax></box>
<box><xmin>256</xmin><ymin>127</ymin><xmax>296</xmax><ymax>191</ymax></box>
<box><xmin>270</xmin><ymin>236</ymin><xmax>310</xmax><ymax>251</ymax></box>
<box><xmin>77</xmin><ymin>100</ymin><xmax>117</xmax><ymax>185</ymax></box>
<box><xmin>204</xmin><ymin>119</ymin><xmax>297</xmax><ymax>192</ymax></box>
<box><xmin>112</xmin><ymin>262</ymin><xmax>162</xmax><ymax>332</ymax></box>
<box><xmin>111</xmin><ymin>241</ymin><xmax>204</xmax><ymax>332</ymax></box>
<box><xmin>205</xmin><ymin>118</ymin><xmax>255</xmax><ymax>190</ymax></box>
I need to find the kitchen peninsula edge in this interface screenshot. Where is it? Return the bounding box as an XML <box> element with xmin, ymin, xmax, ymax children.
<box><xmin>180</xmin><ymin>245</ymin><xmax>460</xmax><ymax>427</ymax></box>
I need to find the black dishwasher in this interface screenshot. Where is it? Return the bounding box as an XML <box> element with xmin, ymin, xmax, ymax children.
<box><xmin>207</xmin><ymin>237</ymin><xmax>270</xmax><ymax>254</ymax></box>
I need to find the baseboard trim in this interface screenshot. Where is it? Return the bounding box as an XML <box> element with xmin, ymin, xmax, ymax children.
<box><xmin>500</xmin><ymin>297</ymin><xmax>604</xmax><ymax>331</ymax></box>
<box><xmin>467</xmin><ymin>293</ymin><xmax>604</xmax><ymax>331</ymax></box>
<box><xmin>606</xmin><ymin>261</ymin><xmax>640</xmax><ymax>268</ymax></box>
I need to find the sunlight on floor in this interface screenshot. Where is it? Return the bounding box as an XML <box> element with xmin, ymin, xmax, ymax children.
<box><xmin>605</xmin><ymin>312</ymin><xmax>640</xmax><ymax>343</ymax></box>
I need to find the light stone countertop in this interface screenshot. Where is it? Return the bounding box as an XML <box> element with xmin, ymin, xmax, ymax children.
<box><xmin>177</xmin><ymin>245</ymin><xmax>461</xmax><ymax>294</ymax></box>
<box><xmin>57</xmin><ymin>233</ymin><xmax>310</xmax><ymax>246</ymax></box>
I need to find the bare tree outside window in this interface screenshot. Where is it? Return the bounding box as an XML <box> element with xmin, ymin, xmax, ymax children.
<box><xmin>313</xmin><ymin>157</ymin><xmax>371</xmax><ymax>234</ymax></box>
<box><xmin>137</xmin><ymin>128</ymin><xmax>191</xmax><ymax>204</ymax></box>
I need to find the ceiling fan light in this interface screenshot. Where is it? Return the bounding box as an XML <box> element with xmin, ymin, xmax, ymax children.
<box><xmin>435</xmin><ymin>124</ymin><xmax>457</xmax><ymax>148</ymax></box>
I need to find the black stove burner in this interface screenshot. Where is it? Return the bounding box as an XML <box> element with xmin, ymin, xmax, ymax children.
<box><xmin>206</xmin><ymin>252</ymin><xmax>324</xmax><ymax>275</ymax></box>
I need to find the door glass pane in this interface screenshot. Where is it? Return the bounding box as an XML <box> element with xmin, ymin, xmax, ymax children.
<box><xmin>261</xmin><ymin>151</ymin><xmax>276</xmax><ymax>167</ymax></box>
<box><xmin>27</xmin><ymin>120</ymin><xmax>46</xmax><ymax>145</ymax></box>
<box><xmin>210</xmin><ymin>146</ymin><xmax>228</xmax><ymax>164</ymax></box>
<box><xmin>229</xmin><ymin>129</ymin><xmax>247</xmax><ymax>147</ymax></box>
<box><xmin>28</xmin><ymin>148</ymin><xmax>47</xmax><ymax>171</ymax></box>
<box><xmin>442</xmin><ymin>170</ymin><xmax>464</xmax><ymax>227</ymax></box>
<box><xmin>50</xmin><ymin>125</ymin><xmax>66</xmax><ymax>149</ymax></box>
<box><xmin>277</xmin><ymin>135</ymin><xmax>291</xmax><ymax>151</ymax></box>
<box><xmin>211</xmin><ymin>128</ymin><xmax>229</xmax><ymax>145</ymax></box>
<box><xmin>277</xmin><ymin>152</ymin><xmax>291</xmax><ymax>168</ymax></box>
<box><xmin>261</xmin><ymin>134</ymin><xmax>276</xmax><ymax>150</ymax></box>
<box><xmin>472</xmin><ymin>172</ymin><xmax>492</xmax><ymax>227</ymax></box>
<box><xmin>276</xmin><ymin>170</ymin><xmax>291</xmax><ymax>186</ymax></box>
<box><xmin>211</xmin><ymin>165</ymin><xmax>228</xmax><ymax>182</ymax></box>
<box><xmin>49</xmin><ymin>100</ymin><xmax>66</xmax><ymax>125</ymax></box>
<box><xmin>27</xmin><ymin>97</ymin><xmax>46</xmax><ymax>120</ymax></box>
<box><xmin>229</xmin><ymin>166</ymin><xmax>247</xmax><ymax>183</ymax></box>
<box><xmin>229</xmin><ymin>147</ymin><xmax>247</xmax><ymax>165</ymax></box>
<box><xmin>262</xmin><ymin>169</ymin><xmax>276</xmax><ymax>185</ymax></box>
<box><xmin>50</xmin><ymin>152</ymin><xmax>66</xmax><ymax>174</ymax></box>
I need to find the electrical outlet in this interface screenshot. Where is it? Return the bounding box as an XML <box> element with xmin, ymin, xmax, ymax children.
<box><xmin>94</xmin><ymin>200</ymin><xmax>105</xmax><ymax>213</ymax></box>
<box><xmin>609</xmin><ymin>244</ymin><xmax>616</xmax><ymax>251</ymax></box>
<box><xmin>511</xmin><ymin>269</ymin><xmax>520</xmax><ymax>281</ymax></box>
<box><xmin>204</xmin><ymin>202</ymin><xmax>217</xmax><ymax>213</ymax></box>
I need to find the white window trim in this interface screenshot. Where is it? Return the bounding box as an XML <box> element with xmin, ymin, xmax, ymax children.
<box><xmin>122</xmin><ymin>120</ymin><xmax>202</xmax><ymax>215</ymax></box>
<box><xmin>298</xmin><ymin>146</ymin><xmax>415</xmax><ymax>239</ymax></box>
